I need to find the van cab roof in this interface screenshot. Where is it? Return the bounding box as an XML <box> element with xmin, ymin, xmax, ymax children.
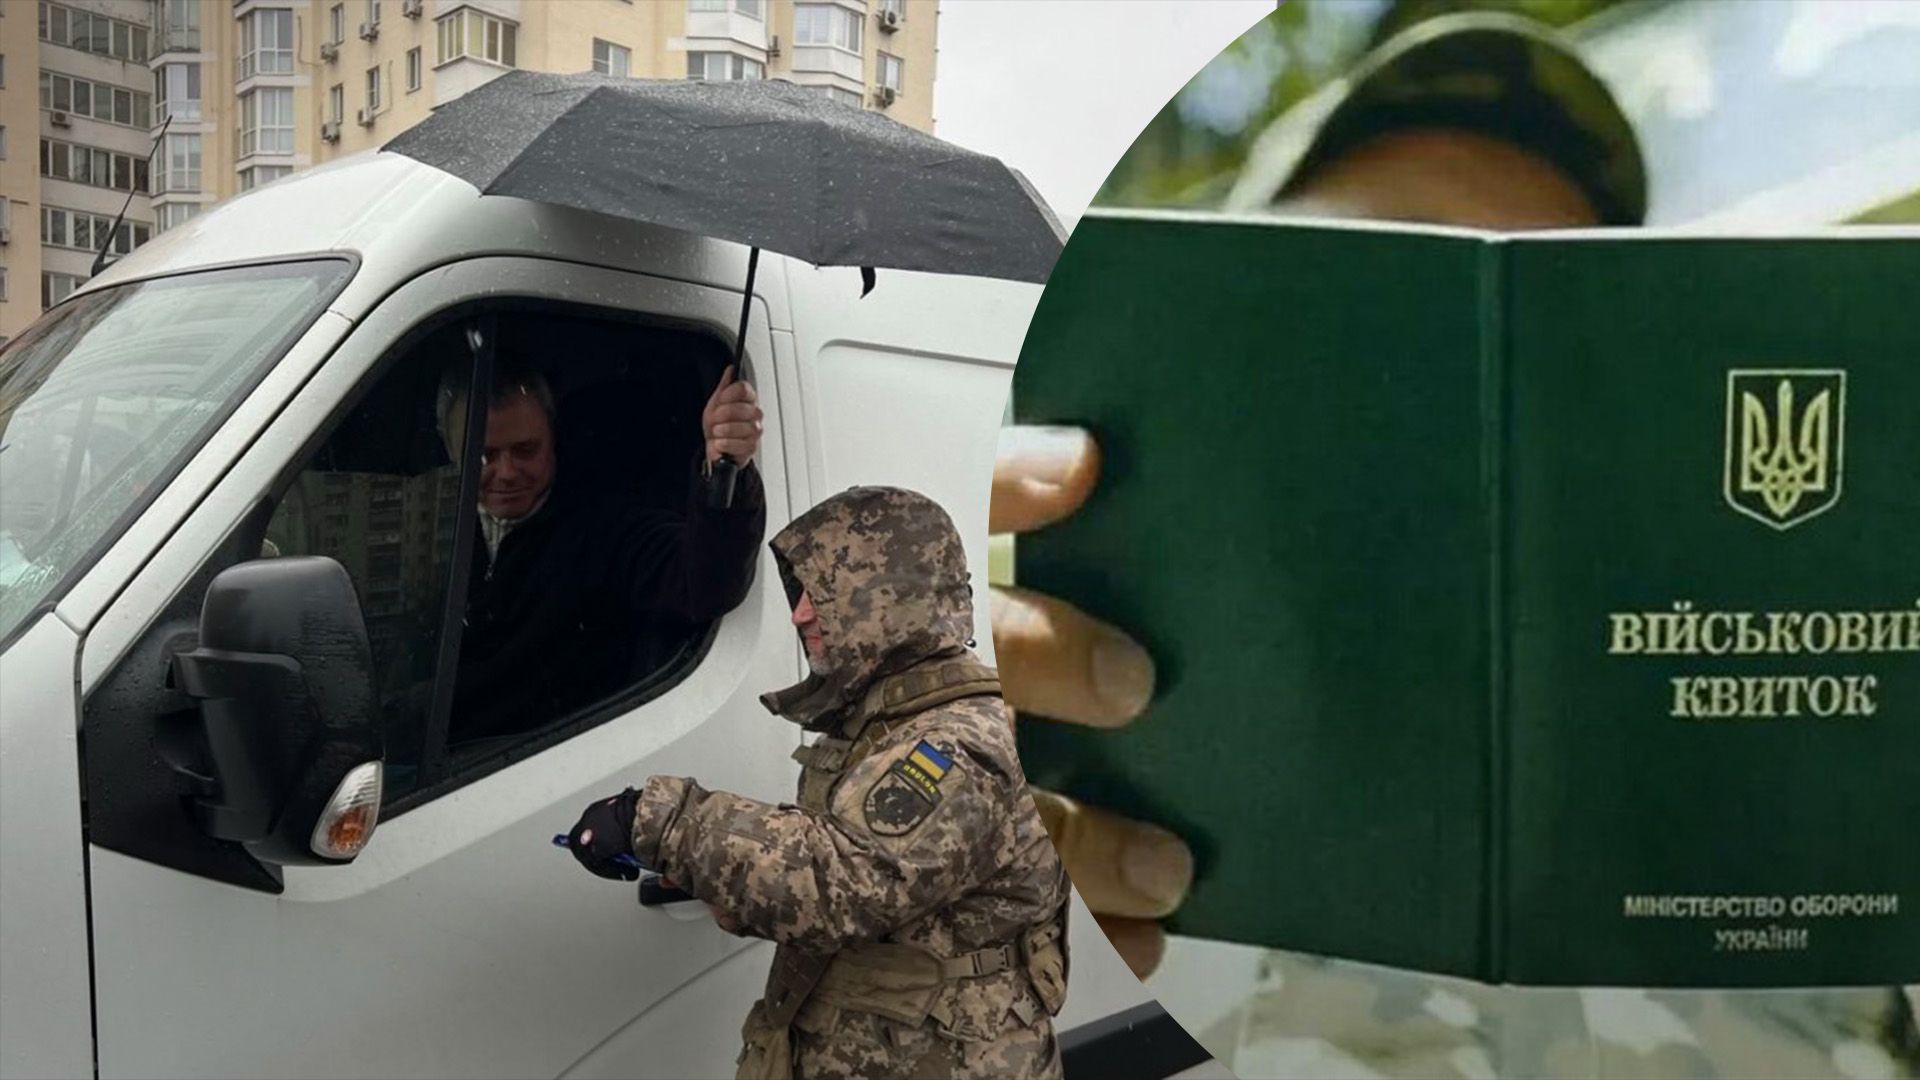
<box><xmin>84</xmin><ymin>151</ymin><xmax>779</xmax><ymax>325</ymax></box>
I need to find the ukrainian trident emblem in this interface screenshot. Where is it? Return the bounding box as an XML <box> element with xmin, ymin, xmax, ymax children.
<box><xmin>1724</xmin><ymin>369</ymin><xmax>1846</xmax><ymax>530</ymax></box>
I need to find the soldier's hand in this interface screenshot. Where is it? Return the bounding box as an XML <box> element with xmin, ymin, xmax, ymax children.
<box><xmin>567</xmin><ymin>788</ymin><xmax>643</xmax><ymax>882</ymax></box>
<box><xmin>703</xmin><ymin>366</ymin><xmax>763</xmax><ymax>466</ymax></box>
<box><xmin>991</xmin><ymin>425</ymin><xmax>1192</xmax><ymax>980</ymax></box>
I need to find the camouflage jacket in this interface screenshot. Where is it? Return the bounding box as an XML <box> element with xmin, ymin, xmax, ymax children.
<box><xmin>630</xmin><ymin>488</ymin><xmax>1068</xmax><ymax>1075</ymax></box>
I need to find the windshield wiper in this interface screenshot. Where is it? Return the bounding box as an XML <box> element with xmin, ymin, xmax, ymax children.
<box><xmin>92</xmin><ymin>116</ymin><xmax>171</xmax><ymax>279</ymax></box>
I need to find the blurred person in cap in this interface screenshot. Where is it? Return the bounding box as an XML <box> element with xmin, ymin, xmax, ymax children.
<box><xmin>993</xmin><ymin>8</ymin><xmax>1917</xmax><ymax>1077</ymax></box>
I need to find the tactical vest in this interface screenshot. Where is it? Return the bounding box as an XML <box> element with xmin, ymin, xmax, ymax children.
<box><xmin>738</xmin><ymin>658</ymin><xmax>1070</xmax><ymax>1079</ymax></box>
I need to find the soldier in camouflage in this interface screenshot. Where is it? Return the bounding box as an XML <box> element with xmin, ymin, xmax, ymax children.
<box><xmin>567</xmin><ymin>486</ymin><xmax>1070</xmax><ymax>1079</ymax></box>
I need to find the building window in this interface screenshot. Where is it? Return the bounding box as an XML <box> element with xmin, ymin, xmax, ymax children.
<box><xmin>330</xmin><ymin>3</ymin><xmax>345</xmax><ymax>44</ymax></box>
<box><xmin>158</xmin><ymin>0</ymin><xmax>199</xmax><ymax>53</ymax></box>
<box><xmin>794</xmin><ymin>4</ymin><xmax>862</xmax><ymax>52</ymax></box>
<box><xmin>0</xmin><ymin>125</ymin><xmax>6</xmax><ymax>161</ymax></box>
<box><xmin>366</xmin><ymin>66</ymin><xmax>382</xmax><ymax>113</ymax></box>
<box><xmin>39</xmin><ymin>2</ymin><xmax>149</xmax><ymax>61</ymax></box>
<box><xmin>329</xmin><ymin>84</ymin><xmax>345</xmax><ymax>124</ymax></box>
<box><xmin>39</xmin><ymin>72</ymin><xmax>152</xmax><ymax>130</ymax></box>
<box><xmin>592</xmin><ymin>39</ymin><xmax>630</xmax><ymax>78</ymax></box>
<box><xmin>239</xmin><ymin>88</ymin><xmax>294</xmax><ymax>157</ymax></box>
<box><xmin>735</xmin><ymin>0</ymin><xmax>763</xmax><ymax>18</ymax></box>
<box><xmin>1</xmin><ymin>53</ymin><xmax>7</xmax><ymax>88</ymax></box>
<box><xmin>162</xmin><ymin>133</ymin><xmax>202</xmax><ymax>193</ymax></box>
<box><xmin>238</xmin><ymin>9</ymin><xmax>295</xmax><ymax>80</ymax></box>
<box><xmin>0</xmin><ymin>269</ymin><xmax>8</xmax><ymax>305</ymax></box>
<box><xmin>687</xmin><ymin>52</ymin><xmax>764</xmax><ymax>82</ymax></box>
<box><xmin>368</xmin><ymin>0</ymin><xmax>382</xmax><ymax>25</ymax></box>
<box><xmin>40</xmin><ymin>206</ymin><xmax>150</xmax><ymax>255</ymax></box>
<box><xmin>40</xmin><ymin>136</ymin><xmax>148</xmax><ymax>193</ymax></box>
<box><xmin>157</xmin><ymin>202</ymin><xmax>199</xmax><ymax>233</ymax></box>
<box><xmin>687</xmin><ymin>0</ymin><xmax>726</xmax><ymax>10</ymax></box>
<box><xmin>239</xmin><ymin>164</ymin><xmax>293</xmax><ymax>192</ymax></box>
<box><xmin>42</xmin><ymin>272</ymin><xmax>85</xmax><ymax>309</ymax></box>
<box><xmin>436</xmin><ymin>8</ymin><xmax>517</xmax><ymax>67</ymax></box>
<box><xmin>154</xmin><ymin>63</ymin><xmax>202</xmax><ymax>124</ymax></box>
<box><xmin>878</xmin><ymin>52</ymin><xmax>903</xmax><ymax>93</ymax></box>
<box><xmin>406</xmin><ymin>47</ymin><xmax>421</xmax><ymax>91</ymax></box>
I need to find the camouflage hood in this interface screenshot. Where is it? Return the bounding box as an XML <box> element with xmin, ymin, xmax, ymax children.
<box><xmin>761</xmin><ymin>487</ymin><xmax>976</xmax><ymax>731</ymax></box>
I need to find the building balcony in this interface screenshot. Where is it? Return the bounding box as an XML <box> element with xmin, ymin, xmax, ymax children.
<box><xmin>789</xmin><ymin>45</ymin><xmax>864</xmax><ymax>83</ymax></box>
<box><xmin>685</xmin><ymin>9</ymin><xmax>768</xmax><ymax>51</ymax></box>
<box><xmin>152</xmin><ymin>31</ymin><xmax>203</xmax><ymax>57</ymax></box>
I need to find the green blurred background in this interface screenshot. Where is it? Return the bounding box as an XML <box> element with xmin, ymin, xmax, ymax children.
<box><xmin>991</xmin><ymin>0</ymin><xmax>1920</xmax><ymax>586</ymax></box>
<box><xmin>1098</xmin><ymin>0</ymin><xmax>1920</xmax><ymax>226</ymax></box>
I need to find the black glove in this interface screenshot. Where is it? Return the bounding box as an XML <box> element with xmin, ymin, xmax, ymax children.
<box><xmin>567</xmin><ymin>787</ymin><xmax>642</xmax><ymax>881</ymax></box>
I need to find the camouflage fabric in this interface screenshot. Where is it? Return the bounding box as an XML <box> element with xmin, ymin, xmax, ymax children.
<box><xmin>1224</xmin><ymin>11</ymin><xmax>1648</xmax><ymax>226</ymax></box>
<box><xmin>1196</xmin><ymin>951</ymin><xmax>1919</xmax><ymax>1079</ymax></box>
<box><xmin>631</xmin><ymin>487</ymin><xmax>1068</xmax><ymax>1080</ymax></box>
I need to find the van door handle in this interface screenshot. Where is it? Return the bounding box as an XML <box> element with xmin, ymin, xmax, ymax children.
<box><xmin>638</xmin><ymin>875</ymin><xmax>695</xmax><ymax>907</ymax></box>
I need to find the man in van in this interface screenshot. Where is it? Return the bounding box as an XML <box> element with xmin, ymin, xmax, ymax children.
<box><xmin>444</xmin><ymin>363</ymin><xmax>766</xmax><ymax>742</ymax></box>
<box><xmin>566</xmin><ymin>486</ymin><xmax>1070</xmax><ymax>1080</ymax></box>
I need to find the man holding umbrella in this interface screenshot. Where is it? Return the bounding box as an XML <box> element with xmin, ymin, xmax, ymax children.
<box><xmin>565</xmin><ymin>486</ymin><xmax>1071</xmax><ymax>1080</ymax></box>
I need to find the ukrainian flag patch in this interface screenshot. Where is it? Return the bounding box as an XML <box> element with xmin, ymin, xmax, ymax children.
<box><xmin>908</xmin><ymin>741</ymin><xmax>951</xmax><ymax>780</ymax></box>
<box><xmin>893</xmin><ymin>740</ymin><xmax>951</xmax><ymax>801</ymax></box>
<box><xmin>865</xmin><ymin>742</ymin><xmax>954</xmax><ymax>836</ymax></box>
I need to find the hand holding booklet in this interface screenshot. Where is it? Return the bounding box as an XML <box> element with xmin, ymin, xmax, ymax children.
<box><xmin>1013</xmin><ymin>210</ymin><xmax>1920</xmax><ymax>988</ymax></box>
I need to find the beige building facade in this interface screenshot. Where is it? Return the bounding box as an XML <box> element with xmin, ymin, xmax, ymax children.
<box><xmin>1</xmin><ymin>0</ymin><xmax>937</xmax><ymax>337</ymax></box>
<box><xmin>4</xmin><ymin>0</ymin><xmax>163</xmax><ymax>344</ymax></box>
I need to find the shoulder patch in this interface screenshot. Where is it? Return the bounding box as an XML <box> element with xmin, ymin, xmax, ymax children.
<box><xmin>861</xmin><ymin>741</ymin><xmax>953</xmax><ymax>836</ymax></box>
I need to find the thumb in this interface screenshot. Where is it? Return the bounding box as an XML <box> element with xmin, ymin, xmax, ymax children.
<box><xmin>712</xmin><ymin>365</ymin><xmax>737</xmax><ymax>399</ymax></box>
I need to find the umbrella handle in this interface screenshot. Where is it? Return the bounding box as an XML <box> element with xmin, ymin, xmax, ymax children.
<box><xmin>705</xmin><ymin>246</ymin><xmax>760</xmax><ymax>511</ymax></box>
<box><xmin>705</xmin><ymin>456</ymin><xmax>740</xmax><ymax>508</ymax></box>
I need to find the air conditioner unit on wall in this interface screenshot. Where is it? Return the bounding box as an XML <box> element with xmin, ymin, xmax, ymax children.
<box><xmin>767</xmin><ymin>35</ymin><xmax>781</xmax><ymax>58</ymax></box>
<box><xmin>874</xmin><ymin>85</ymin><xmax>896</xmax><ymax>107</ymax></box>
<box><xmin>50</xmin><ymin>110</ymin><xmax>72</xmax><ymax>127</ymax></box>
<box><xmin>402</xmin><ymin>0</ymin><xmax>423</xmax><ymax>17</ymax></box>
<box><xmin>0</xmin><ymin>227</ymin><xmax>11</xmax><ymax>246</ymax></box>
<box><xmin>356</xmin><ymin>108</ymin><xmax>373</xmax><ymax>127</ymax></box>
<box><xmin>878</xmin><ymin>9</ymin><xmax>900</xmax><ymax>32</ymax></box>
<box><xmin>358</xmin><ymin>20</ymin><xmax>378</xmax><ymax>41</ymax></box>
<box><xmin>320</xmin><ymin>40</ymin><xmax>339</xmax><ymax>61</ymax></box>
<box><xmin>321</xmin><ymin>120</ymin><xmax>342</xmax><ymax>141</ymax></box>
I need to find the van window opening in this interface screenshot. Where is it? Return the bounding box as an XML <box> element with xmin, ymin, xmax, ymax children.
<box><xmin>254</xmin><ymin>304</ymin><xmax>746</xmax><ymax>807</ymax></box>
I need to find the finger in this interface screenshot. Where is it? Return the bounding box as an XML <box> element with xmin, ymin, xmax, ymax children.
<box><xmin>714</xmin><ymin>379</ymin><xmax>757</xmax><ymax>406</ymax></box>
<box><xmin>715</xmin><ymin>365</ymin><xmax>736</xmax><ymax>394</ymax></box>
<box><xmin>708</xmin><ymin>421</ymin><xmax>763</xmax><ymax>440</ymax></box>
<box><xmin>1093</xmin><ymin>915</ymin><xmax>1166</xmax><ymax>980</ymax></box>
<box><xmin>710</xmin><ymin>438</ymin><xmax>759</xmax><ymax>458</ymax></box>
<box><xmin>992</xmin><ymin>586</ymin><xmax>1154</xmax><ymax>726</ymax></box>
<box><xmin>1030</xmin><ymin>789</ymin><xmax>1191</xmax><ymax>920</ymax></box>
<box><xmin>708</xmin><ymin>403</ymin><xmax>763</xmax><ymax>424</ymax></box>
<box><xmin>990</xmin><ymin>426</ymin><xmax>1099</xmax><ymax>534</ymax></box>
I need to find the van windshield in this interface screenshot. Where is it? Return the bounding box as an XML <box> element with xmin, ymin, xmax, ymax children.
<box><xmin>0</xmin><ymin>259</ymin><xmax>353</xmax><ymax>644</ymax></box>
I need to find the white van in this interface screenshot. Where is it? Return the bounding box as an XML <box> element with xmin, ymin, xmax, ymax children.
<box><xmin>0</xmin><ymin>151</ymin><xmax>1159</xmax><ymax>1079</ymax></box>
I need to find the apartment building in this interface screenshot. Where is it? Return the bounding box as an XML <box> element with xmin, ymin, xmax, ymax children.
<box><xmin>0</xmin><ymin>0</ymin><xmax>936</xmax><ymax>337</ymax></box>
<box><xmin>165</xmin><ymin>0</ymin><xmax>936</xmax><ymax>225</ymax></box>
<box><xmin>1</xmin><ymin>1</ymin><xmax>160</xmax><ymax>345</ymax></box>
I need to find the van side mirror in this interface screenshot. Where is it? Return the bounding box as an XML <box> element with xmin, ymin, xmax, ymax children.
<box><xmin>171</xmin><ymin>556</ymin><xmax>385</xmax><ymax>866</ymax></box>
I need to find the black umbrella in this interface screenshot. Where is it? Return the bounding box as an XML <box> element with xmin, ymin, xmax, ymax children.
<box><xmin>385</xmin><ymin>71</ymin><xmax>1065</xmax><ymax>504</ymax></box>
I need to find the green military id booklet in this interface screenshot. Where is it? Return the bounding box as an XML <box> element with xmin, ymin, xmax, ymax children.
<box><xmin>1013</xmin><ymin>210</ymin><xmax>1919</xmax><ymax>987</ymax></box>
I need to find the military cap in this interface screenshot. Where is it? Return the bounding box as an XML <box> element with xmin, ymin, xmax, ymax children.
<box><xmin>1224</xmin><ymin>10</ymin><xmax>1647</xmax><ymax>225</ymax></box>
